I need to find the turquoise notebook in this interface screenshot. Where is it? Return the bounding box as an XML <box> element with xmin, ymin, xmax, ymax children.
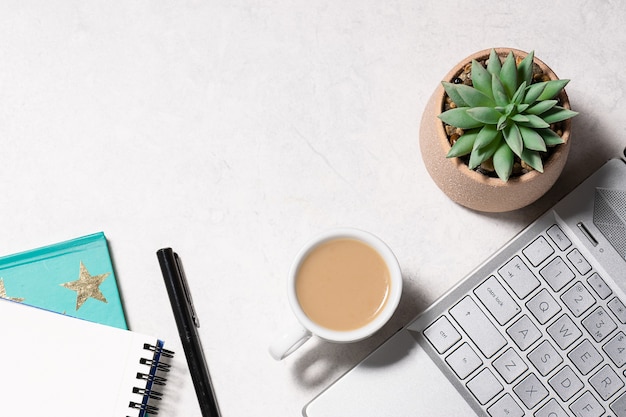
<box><xmin>0</xmin><ymin>232</ymin><xmax>127</xmax><ymax>329</ymax></box>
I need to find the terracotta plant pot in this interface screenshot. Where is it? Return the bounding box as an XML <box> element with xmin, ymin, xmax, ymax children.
<box><xmin>419</xmin><ymin>48</ymin><xmax>573</xmax><ymax>212</ymax></box>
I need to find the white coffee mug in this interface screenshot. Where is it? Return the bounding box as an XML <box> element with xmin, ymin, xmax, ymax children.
<box><xmin>269</xmin><ymin>228</ymin><xmax>402</xmax><ymax>360</ymax></box>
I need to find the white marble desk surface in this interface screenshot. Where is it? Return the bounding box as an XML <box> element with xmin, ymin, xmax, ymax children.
<box><xmin>1</xmin><ymin>1</ymin><xmax>625</xmax><ymax>416</ymax></box>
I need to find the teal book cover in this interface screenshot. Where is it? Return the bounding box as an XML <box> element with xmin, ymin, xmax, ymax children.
<box><xmin>0</xmin><ymin>232</ymin><xmax>128</xmax><ymax>330</ymax></box>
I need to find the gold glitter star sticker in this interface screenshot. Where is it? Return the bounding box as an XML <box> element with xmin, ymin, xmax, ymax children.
<box><xmin>61</xmin><ymin>262</ymin><xmax>109</xmax><ymax>310</ymax></box>
<box><xmin>0</xmin><ymin>278</ymin><xmax>24</xmax><ymax>302</ymax></box>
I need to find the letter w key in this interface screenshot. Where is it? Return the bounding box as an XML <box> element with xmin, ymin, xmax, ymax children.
<box><xmin>548</xmin><ymin>315</ymin><xmax>582</xmax><ymax>350</ymax></box>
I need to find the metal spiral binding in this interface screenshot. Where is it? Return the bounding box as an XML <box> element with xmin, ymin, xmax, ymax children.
<box><xmin>127</xmin><ymin>341</ymin><xmax>175</xmax><ymax>417</ymax></box>
<box><xmin>140</xmin><ymin>357</ymin><xmax>172</xmax><ymax>372</ymax></box>
<box><xmin>143</xmin><ymin>342</ymin><xmax>175</xmax><ymax>358</ymax></box>
<box><xmin>128</xmin><ymin>401</ymin><xmax>160</xmax><ymax>414</ymax></box>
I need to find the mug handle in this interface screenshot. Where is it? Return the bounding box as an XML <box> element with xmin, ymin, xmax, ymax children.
<box><xmin>269</xmin><ymin>320</ymin><xmax>312</xmax><ymax>360</ymax></box>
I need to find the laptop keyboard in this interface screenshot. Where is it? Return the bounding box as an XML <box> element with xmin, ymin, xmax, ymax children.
<box><xmin>423</xmin><ymin>223</ymin><xmax>626</xmax><ymax>417</ymax></box>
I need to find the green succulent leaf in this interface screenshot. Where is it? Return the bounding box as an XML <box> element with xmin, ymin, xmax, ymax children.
<box><xmin>442</xmin><ymin>82</ymin><xmax>469</xmax><ymax>107</ymax></box>
<box><xmin>468</xmin><ymin>136</ymin><xmax>501</xmax><ymax>169</ymax></box>
<box><xmin>470</xmin><ymin>59</ymin><xmax>494</xmax><ymax>99</ymax></box>
<box><xmin>497</xmin><ymin>114</ymin><xmax>508</xmax><ymax>131</ymax></box>
<box><xmin>523</xmin><ymin>82</ymin><xmax>548</xmax><ymax>104</ymax></box>
<box><xmin>491</xmin><ymin>74</ymin><xmax>509</xmax><ymax>107</ymax></box>
<box><xmin>474</xmin><ymin>125</ymin><xmax>501</xmax><ymax>150</ymax></box>
<box><xmin>526</xmin><ymin>100</ymin><xmax>558</xmax><ymax>115</ymax></box>
<box><xmin>487</xmin><ymin>49</ymin><xmax>502</xmax><ymax>76</ymax></box>
<box><xmin>500</xmin><ymin>52</ymin><xmax>518</xmax><ymax>98</ymax></box>
<box><xmin>503</xmin><ymin>123</ymin><xmax>523</xmax><ymax>157</ymax></box>
<box><xmin>517</xmin><ymin>51</ymin><xmax>535</xmax><ymax>86</ymax></box>
<box><xmin>493</xmin><ymin>142</ymin><xmax>515</xmax><ymax>181</ymax></box>
<box><xmin>511</xmin><ymin>114</ymin><xmax>530</xmax><ymax>124</ymax></box>
<box><xmin>521</xmin><ymin>149</ymin><xmax>544</xmax><ymax>172</ymax></box>
<box><xmin>519</xmin><ymin>126</ymin><xmax>547</xmax><ymax>152</ymax></box>
<box><xmin>541</xmin><ymin>106</ymin><xmax>579</xmax><ymax>124</ymax></box>
<box><xmin>446</xmin><ymin>129</ymin><xmax>479</xmax><ymax>158</ymax></box>
<box><xmin>538</xmin><ymin>128</ymin><xmax>565</xmax><ymax>146</ymax></box>
<box><xmin>537</xmin><ymin>79</ymin><xmax>570</xmax><ymax>100</ymax></box>
<box><xmin>439</xmin><ymin>108</ymin><xmax>485</xmax><ymax>129</ymax></box>
<box><xmin>466</xmin><ymin>107</ymin><xmax>502</xmax><ymax>124</ymax></box>
<box><xmin>511</xmin><ymin>81</ymin><xmax>527</xmax><ymax>105</ymax></box>
<box><xmin>516</xmin><ymin>103</ymin><xmax>530</xmax><ymax>113</ymax></box>
<box><xmin>520</xmin><ymin>114</ymin><xmax>551</xmax><ymax>129</ymax></box>
<box><xmin>456</xmin><ymin>84</ymin><xmax>495</xmax><ymax>107</ymax></box>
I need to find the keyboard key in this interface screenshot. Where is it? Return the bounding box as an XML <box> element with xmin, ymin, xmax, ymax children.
<box><xmin>507</xmin><ymin>315</ymin><xmax>541</xmax><ymax>351</ymax></box>
<box><xmin>547</xmin><ymin>224</ymin><xmax>572</xmax><ymax>251</ymax></box>
<box><xmin>568</xmin><ymin>339</ymin><xmax>603</xmax><ymax>375</ymax></box>
<box><xmin>423</xmin><ymin>316</ymin><xmax>461</xmax><ymax>354</ymax></box>
<box><xmin>445</xmin><ymin>343</ymin><xmax>482</xmax><ymax>380</ymax></box>
<box><xmin>526</xmin><ymin>288</ymin><xmax>561</xmax><ymax>324</ymax></box>
<box><xmin>561</xmin><ymin>282</ymin><xmax>596</xmax><ymax>317</ymax></box>
<box><xmin>611</xmin><ymin>391</ymin><xmax>626</xmax><ymax>417</ymax></box>
<box><xmin>528</xmin><ymin>340</ymin><xmax>563</xmax><ymax>376</ymax></box>
<box><xmin>548</xmin><ymin>314</ymin><xmax>583</xmax><ymax>350</ymax></box>
<box><xmin>535</xmin><ymin>398</ymin><xmax>569</xmax><ymax>417</ymax></box>
<box><xmin>548</xmin><ymin>365</ymin><xmax>583</xmax><ymax>401</ymax></box>
<box><xmin>487</xmin><ymin>394</ymin><xmax>524</xmax><ymax>417</ymax></box>
<box><xmin>583</xmin><ymin>306</ymin><xmax>617</xmax><ymax>342</ymax></box>
<box><xmin>604</xmin><ymin>331</ymin><xmax>626</xmax><ymax>367</ymax></box>
<box><xmin>493</xmin><ymin>348</ymin><xmax>527</xmax><ymax>383</ymax></box>
<box><xmin>523</xmin><ymin>236</ymin><xmax>554</xmax><ymax>267</ymax></box>
<box><xmin>589</xmin><ymin>364</ymin><xmax>624</xmax><ymax>400</ymax></box>
<box><xmin>567</xmin><ymin>248</ymin><xmax>592</xmax><ymax>275</ymax></box>
<box><xmin>467</xmin><ymin>368</ymin><xmax>503</xmax><ymax>405</ymax></box>
<box><xmin>587</xmin><ymin>272</ymin><xmax>612</xmax><ymax>300</ymax></box>
<box><xmin>498</xmin><ymin>256</ymin><xmax>540</xmax><ymax>299</ymax></box>
<box><xmin>474</xmin><ymin>276</ymin><xmax>521</xmax><ymax>325</ymax></box>
<box><xmin>449</xmin><ymin>296</ymin><xmax>507</xmax><ymax>358</ymax></box>
<box><xmin>540</xmin><ymin>256</ymin><xmax>575</xmax><ymax>292</ymax></box>
<box><xmin>608</xmin><ymin>297</ymin><xmax>626</xmax><ymax>324</ymax></box>
<box><xmin>513</xmin><ymin>373</ymin><xmax>548</xmax><ymax>409</ymax></box>
<box><xmin>570</xmin><ymin>391</ymin><xmax>604</xmax><ymax>417</ymax></box>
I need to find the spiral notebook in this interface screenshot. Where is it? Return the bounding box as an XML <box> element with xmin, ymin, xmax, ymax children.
<box><xmin>0</xmin><ymin>297</ymin><xmax>173</xmax><ymax>417</ymax></box>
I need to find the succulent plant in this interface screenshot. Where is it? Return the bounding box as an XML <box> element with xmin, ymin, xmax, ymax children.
<box><xmin>439</xmin><ymin>49</ymin><xmax>578</xmax><ymax>181</ymax></box>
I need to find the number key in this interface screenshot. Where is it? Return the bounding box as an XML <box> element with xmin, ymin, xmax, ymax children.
<box><xmin>540</xmin><ymin>257</ymin><xmax>575</xmax><ymax>292</ymax></box>
<box><xmin>583</xmin><ymin>307</ymin><xmax>617</xmax><ymax>343</ymax></box>
<box><xmin>561</xmin><ymin>282</ymin><xmax>596</xmax><ymax>317</ymax></box>
<box><xmin>604</xmin><ymin>331</ymin><xmax>626</xmax><ymax>368</ymax></box>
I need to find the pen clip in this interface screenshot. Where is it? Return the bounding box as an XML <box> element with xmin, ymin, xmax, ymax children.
<box><xmin>175</xmin><ymin>253</ymin><xmax>201</xmax><ymax>328</ymax></box>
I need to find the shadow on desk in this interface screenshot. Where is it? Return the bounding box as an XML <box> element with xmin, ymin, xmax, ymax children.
<box><xmin>290</xmin><ymin>276</ymin><xmax>426</xmax><ymax>389</ymax></box>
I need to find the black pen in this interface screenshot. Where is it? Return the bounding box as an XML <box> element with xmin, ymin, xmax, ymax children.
<box><xmin>157</xmin><ymin>248</ymin><xmax>221</xmax><ymax>417</ymax></box>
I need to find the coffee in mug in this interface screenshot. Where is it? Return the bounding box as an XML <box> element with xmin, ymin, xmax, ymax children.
<box><xmin>295</xmin><ymin>237</ymin><xmax>391</xmax><ymax>331</ymax></box>
<box><xmin>269</xmin><ymin>228</ymin><xmax>402</xmax><ymax>360</ymax></box>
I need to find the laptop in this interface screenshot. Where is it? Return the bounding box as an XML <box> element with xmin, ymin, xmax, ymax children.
<box><xmin>304</xmin><ymin>154</ymin><xmax>626</xmax><ymax>417</ymax></box>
